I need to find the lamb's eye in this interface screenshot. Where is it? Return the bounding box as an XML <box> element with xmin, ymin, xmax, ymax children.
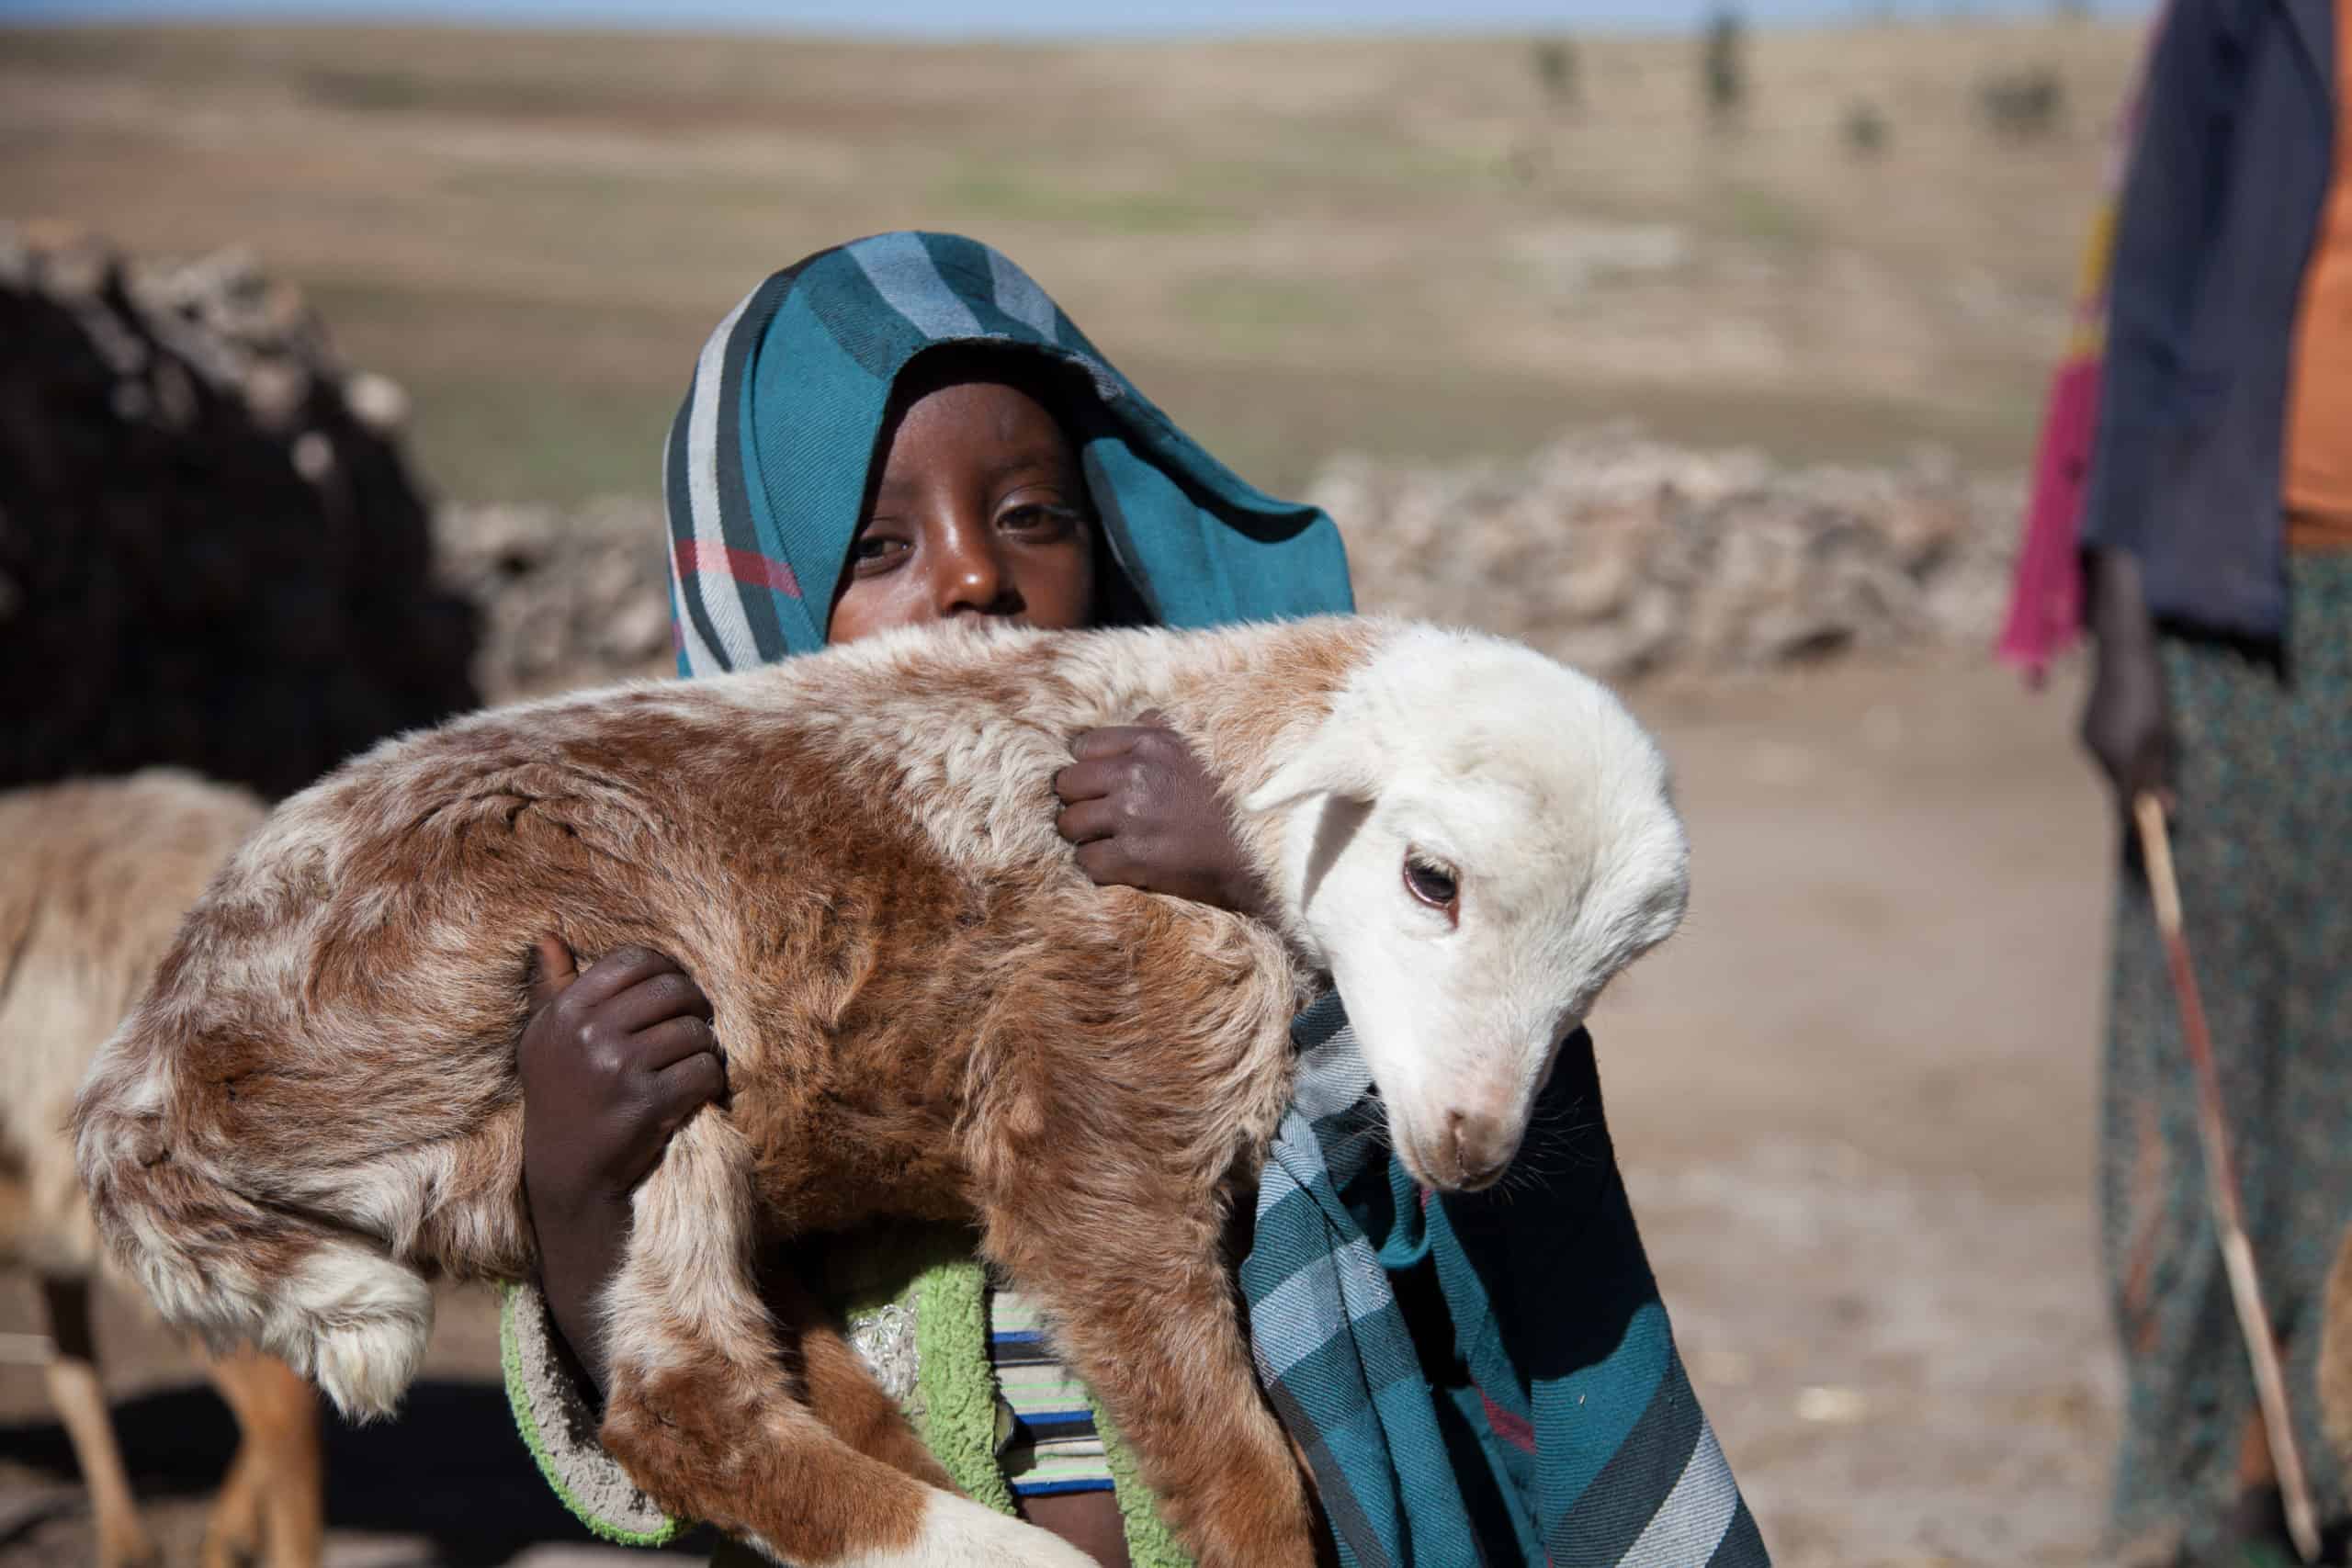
<box><xmin>1403</xmin><ymin>857</ymin><xmax>1459</xmax><ymax>912</ymax></box>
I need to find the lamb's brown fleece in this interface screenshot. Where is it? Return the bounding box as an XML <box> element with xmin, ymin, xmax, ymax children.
<box><xmin>77</xmin><ymin>618</ymin><xmax>1385</xmax><ymax>1568</ymax></box>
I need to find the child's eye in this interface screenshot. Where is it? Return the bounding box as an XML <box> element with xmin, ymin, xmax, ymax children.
<box><xmin>1000</xmin><ymin>503</ymin><xmax>1083</xmax><ymax>537</ymax></box>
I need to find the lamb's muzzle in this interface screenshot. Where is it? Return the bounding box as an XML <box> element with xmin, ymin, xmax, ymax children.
<box><xmin>74</xmin><ymin>615</ymin><xmax>1688</xmax><ymax>1568</ymax></box>
<box><xmin>1440</xmin><ymin>1106</ymin><xmax>1519</xmax><ymax>1192</ymax></box>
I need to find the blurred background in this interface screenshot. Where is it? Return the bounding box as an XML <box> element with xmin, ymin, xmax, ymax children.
<box><xmin>1</xmin><ymin>2</ymin><xmax>2148</xmax><ymax>1564</ymax></box>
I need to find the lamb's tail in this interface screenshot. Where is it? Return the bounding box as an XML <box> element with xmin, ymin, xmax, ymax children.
<box><xmin>73</xmin><ymin>1022</ymin><xmax>435</xmax><ymax>1421</ymax></box>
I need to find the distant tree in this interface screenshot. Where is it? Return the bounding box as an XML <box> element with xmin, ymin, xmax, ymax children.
<box><xmin>1977</xmin><ymin>65</ymin><xmax>2065</xmax><ymax>139</ymax></box>
<box><xmin>1842</xmin><ymin>99</ymin><xmax>1890</xmax><ymax>157</ymax></box>
<box><xmin>1532</xmin><ymin>36</ymin><xmax>1580</xmax><ymax>110</ymax></box>
<box><xmin>1702</xmin><ymin>6</ymin><xmax>1747</xmax><ymax>130</ymax></box>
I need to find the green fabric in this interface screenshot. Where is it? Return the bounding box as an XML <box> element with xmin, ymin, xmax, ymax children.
<box><xmin>1095</xmin><ymin>1402</ymin><xmax>1193</xmax><ymax>1568</ymax></box>
<box><xmin>910</xmin><ymin>1250</ymin><xmax>1016</xmax><ymax>1517</ymax></box>
<box><xmin>833</xmin><ymin>1225</ymin><xmax>1191</xmax><ymax>1563</ymax></box>
<box><xmin>498</xmin><ymin>1283</ymin><xmax>684</xmax><ymax>1549</ymax></box>
<box><xmin>501</xmin><ymin>1231</ymin><xmax>1199</xmax><ymax>1563</ymax></box>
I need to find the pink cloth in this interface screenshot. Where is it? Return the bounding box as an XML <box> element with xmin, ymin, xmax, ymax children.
<box><xmin>1998</xmin><ymin>355</ymin><xmax>2101</xmax><ymax>682</ymax></box>
<box><xmin>1996</xmin><ymin>3</ymin><xmax>2167</xmax><ymax>684</ymax></box>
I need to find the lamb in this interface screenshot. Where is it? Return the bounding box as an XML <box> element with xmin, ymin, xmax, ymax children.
<box><xmin>4</xmin><ymin>771</ymin><xmax>322</xmax><ymax>1568</ymax></box>
<box><xmin>74</xmin><ymin>615</ymin><xmax>1690</xmax><ymax>1568</ymax></box>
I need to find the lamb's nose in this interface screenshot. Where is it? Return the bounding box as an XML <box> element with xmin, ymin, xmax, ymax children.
<box><xmin>1445</xmin><ymin>1110</ymin><xmax>1511</xmax><ymax>1190</ymax></box>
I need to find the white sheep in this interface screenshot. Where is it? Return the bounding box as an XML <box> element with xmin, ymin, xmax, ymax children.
<box><xmin>3</xmin><ymin>770</ymin><xmax>322</xmax><ymax>1568</ymax></box>
<box><xmin>75</xmin><ymin>616</ymin><xmax>1689</xmax><ymax>1568</ymax></box>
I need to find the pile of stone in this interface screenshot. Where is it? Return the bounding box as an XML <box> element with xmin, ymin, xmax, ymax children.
<box><xmin>0</xmin><ymin>225</ymin><xmax>480</xmax><ymax>798</ymax></box>
<box><xmin>1307</xmin><ymin>430</ymin><xmax>2018</xmax><ymax>681</ymax></box>
<box><xmin>431</xmin><ymin>431</ymin><xmax>2023</xmax><ymax>699</ymax></box>
<box><xmin>434</xmin><ymin>498</ymin><xmax>674</xmax><ymax>700</ymax></box>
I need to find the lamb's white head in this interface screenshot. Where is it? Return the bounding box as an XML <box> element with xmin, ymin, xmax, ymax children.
<box><xmin>1244</xmin><ymin>625</ymin><xmax>1688</xmax><ymax>1193</ymax></box>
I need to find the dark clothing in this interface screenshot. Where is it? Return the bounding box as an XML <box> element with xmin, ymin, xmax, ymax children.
<box><xmin>2100</xmin><ymin>555</ymin><xmax>2352</xmax><ymax>1561</ymax></box>
<box><xmin>2084</xmin><ymin>0</ymin><xmax>2338</xmax><ymax>640</ymax></box>
<box><xmin>2086</xmin><ymin>7</ymin><xmax>2352</xmax><ymax>1557</ymax></box>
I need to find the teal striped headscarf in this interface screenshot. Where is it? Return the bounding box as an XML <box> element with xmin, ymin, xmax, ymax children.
<box><xmin>663</xmin><ymin>231</ymin><xmax>1352</xmax><ymax>672</ymax></box>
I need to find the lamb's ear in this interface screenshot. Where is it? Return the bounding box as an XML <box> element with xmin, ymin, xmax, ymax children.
<box><xmin>1241</xmin><ymin>720</ymin><xmax>1383</xmax><ymax>815</ymax></box>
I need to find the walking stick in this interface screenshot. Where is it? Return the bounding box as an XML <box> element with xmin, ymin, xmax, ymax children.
<box><xmin>2134</xmin><ymin>792</ymin><xmax>2324</xmax><ymax>1564</ymax></box>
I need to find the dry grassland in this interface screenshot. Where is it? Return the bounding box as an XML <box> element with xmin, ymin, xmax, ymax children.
<box><xmin>2</xmin><ymin>18</ymin><xmax>2138</xmax><ymax>502</ymax></box>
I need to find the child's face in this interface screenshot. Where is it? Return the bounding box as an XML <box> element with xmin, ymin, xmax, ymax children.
<box><xmin>827</xmin><ymin>368</ymin><xmax>1099</xmax><ymax>646</ymax></box>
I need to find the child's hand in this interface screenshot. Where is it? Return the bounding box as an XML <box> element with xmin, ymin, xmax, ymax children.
<box><xmin>1053</xmin><ymin>713</ymin><xmax>1272</xmax><ymax>921</ymax></box>
<box><xmin>518</xmin><ymin>937</ymin><xmax>726</xmax><ymax>1394</ymax></box>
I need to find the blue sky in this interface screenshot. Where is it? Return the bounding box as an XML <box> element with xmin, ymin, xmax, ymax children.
<box><xmin>3</xmin><ymin>0</ymin><xmax>2149</xmax><ymax>36</ymax></box>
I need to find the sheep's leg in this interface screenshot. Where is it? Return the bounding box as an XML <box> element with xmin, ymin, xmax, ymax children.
<box><xmin>39</xmin><ymin>1277</ymin><xmax>159</xmax><ymax>1568</ymax></box>
<box><xmin>594</xmin><ymin>1113</ymin><xmax>1091</xmax><ymax>1568</ymax></box>
<box><xmin>980</xmin><ymin>1196</ymin><xmax>1317</xmax><ymax>1568</ymax></box>
<box><xmin>196</xmin><ymin>1428</ymin><xmax>264</xmax><ymax>1568</ymax></box>
<box><xmin>762</xmin><ymin>1268</ymin><xmax>956</xmax><ymax>1491</ymax></box>
<box><xmin>198</xmin><ymin>1348</ymin><xmax>322</xmax><ymax>1568</ymax></box>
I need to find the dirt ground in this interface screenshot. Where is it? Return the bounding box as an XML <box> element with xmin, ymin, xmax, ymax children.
<box><xmin>1608</xmin><ymin>655</ymin><xmax>2117</xmax><ymax>1568</ymax></box>
<box><xmin>0</xmin><ymin>651</ymin><xmax>2126</xmax><ymax>1568</ymax></box>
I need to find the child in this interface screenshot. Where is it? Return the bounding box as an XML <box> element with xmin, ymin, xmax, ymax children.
<box><xmin>502</xmin><ymin>231</ymin><xmax>1769</xmax><ymax>1568</ymax></box>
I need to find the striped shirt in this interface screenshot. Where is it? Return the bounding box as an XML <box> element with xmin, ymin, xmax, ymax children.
<box><xmin>987</xmin><ymin>1283</ymin><xmax>1114</xmax><ymax>1497</ymax></box>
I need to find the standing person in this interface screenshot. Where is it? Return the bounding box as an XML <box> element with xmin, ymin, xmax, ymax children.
<box><xmin>496</xmin><ymin>232</ymin><xmax>1770</xmax><ymax>1567</ymax></box>
<box><xmin>2055</xmin><ymin>1</ymin><xmax>2352</xmax><ymax>1562</ymax></box>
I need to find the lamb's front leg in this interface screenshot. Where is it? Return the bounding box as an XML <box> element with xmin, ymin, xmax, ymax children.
<box><xmin>979</xmin><ymin>1183</ymin><xmax>1318</xmax><ymax>1568</ymax></box>
<box><xmin>594</xmin><ymin>1115</ymin><xmax>1093</xmax><ymax>1568</ymax></box>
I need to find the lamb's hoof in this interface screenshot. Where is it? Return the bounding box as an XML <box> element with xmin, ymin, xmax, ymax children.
<box><xmin>891</xmin><ymin>1491</ymin><xmax>1103</xmax><ymax>1568</ymax></box>
<box><xmin>198</xmin><ymin>1483</ymin><xmax>263</xmax><ymax>1568</ymax></box>
<box><xmin>95</xmin><ymin>1532</ymin><xmax>163</xmax><ymax>1568</ymax></box>
<box><xmin>736</xmin><ymin>1491</ymin><xmax>1099</xmax><ymax>1568</ymax></box>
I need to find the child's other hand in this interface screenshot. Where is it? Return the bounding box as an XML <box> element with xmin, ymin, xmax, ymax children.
<box><xmin>1053</xmin><ymin>713</ymin><xmax>1272</xmax><ymax>921</ymax></box>
<box><xmin>518</xmin><ymin>937</ymin><xmax>726</xmax><ymax>1393</ymax></box>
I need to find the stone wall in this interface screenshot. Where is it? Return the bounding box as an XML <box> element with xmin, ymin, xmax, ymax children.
<box><xmin>435</xmin><ymin>499</ymin><xmax>673</xmax><ymax>700</ymax></box>
<box><xmin>0</xmin><ymin>226</ymin><xmax>480</xmax><ymax>797</ymax></box>
<box><xmin>436</xmin><ymin>433</ymin><xmax>2021</xmax><ymax>697</ymax></box>
<box><xmin>1308</xmin><ymin>430</ymin><xmax>2018</xmax><ymax>682</ymax></box>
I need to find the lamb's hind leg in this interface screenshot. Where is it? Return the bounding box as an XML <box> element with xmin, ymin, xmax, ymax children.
<box><xmin>198</xmin><ymin>1348</ymin><xmax>322</xmax><ymax>1568</ymax></box>
<box><xmin>39</xmin><ymin>1277</ymin><xmax>159</xmax><ymax>1568</ymax></box>
<box><xmin>761</xmin><ymin>1264</ymin><xmax>955</xmax><ymax>1490</ymax></box>
<box><xmin>979</xmin><ymin>1186</ymin><xmax>1317</xmax><ymax>1568</ymax></box>
<box><xmin>595</xmin><ymin>1113</ymin><xmax>1091</xmax><ymax>1568</ymax></box>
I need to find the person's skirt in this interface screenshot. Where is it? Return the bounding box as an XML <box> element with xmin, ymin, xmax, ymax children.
<box><xmin>2101</xmin><ymin>552</ymin><xmax>2352</xmax><ymax>1562</ymax></box>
